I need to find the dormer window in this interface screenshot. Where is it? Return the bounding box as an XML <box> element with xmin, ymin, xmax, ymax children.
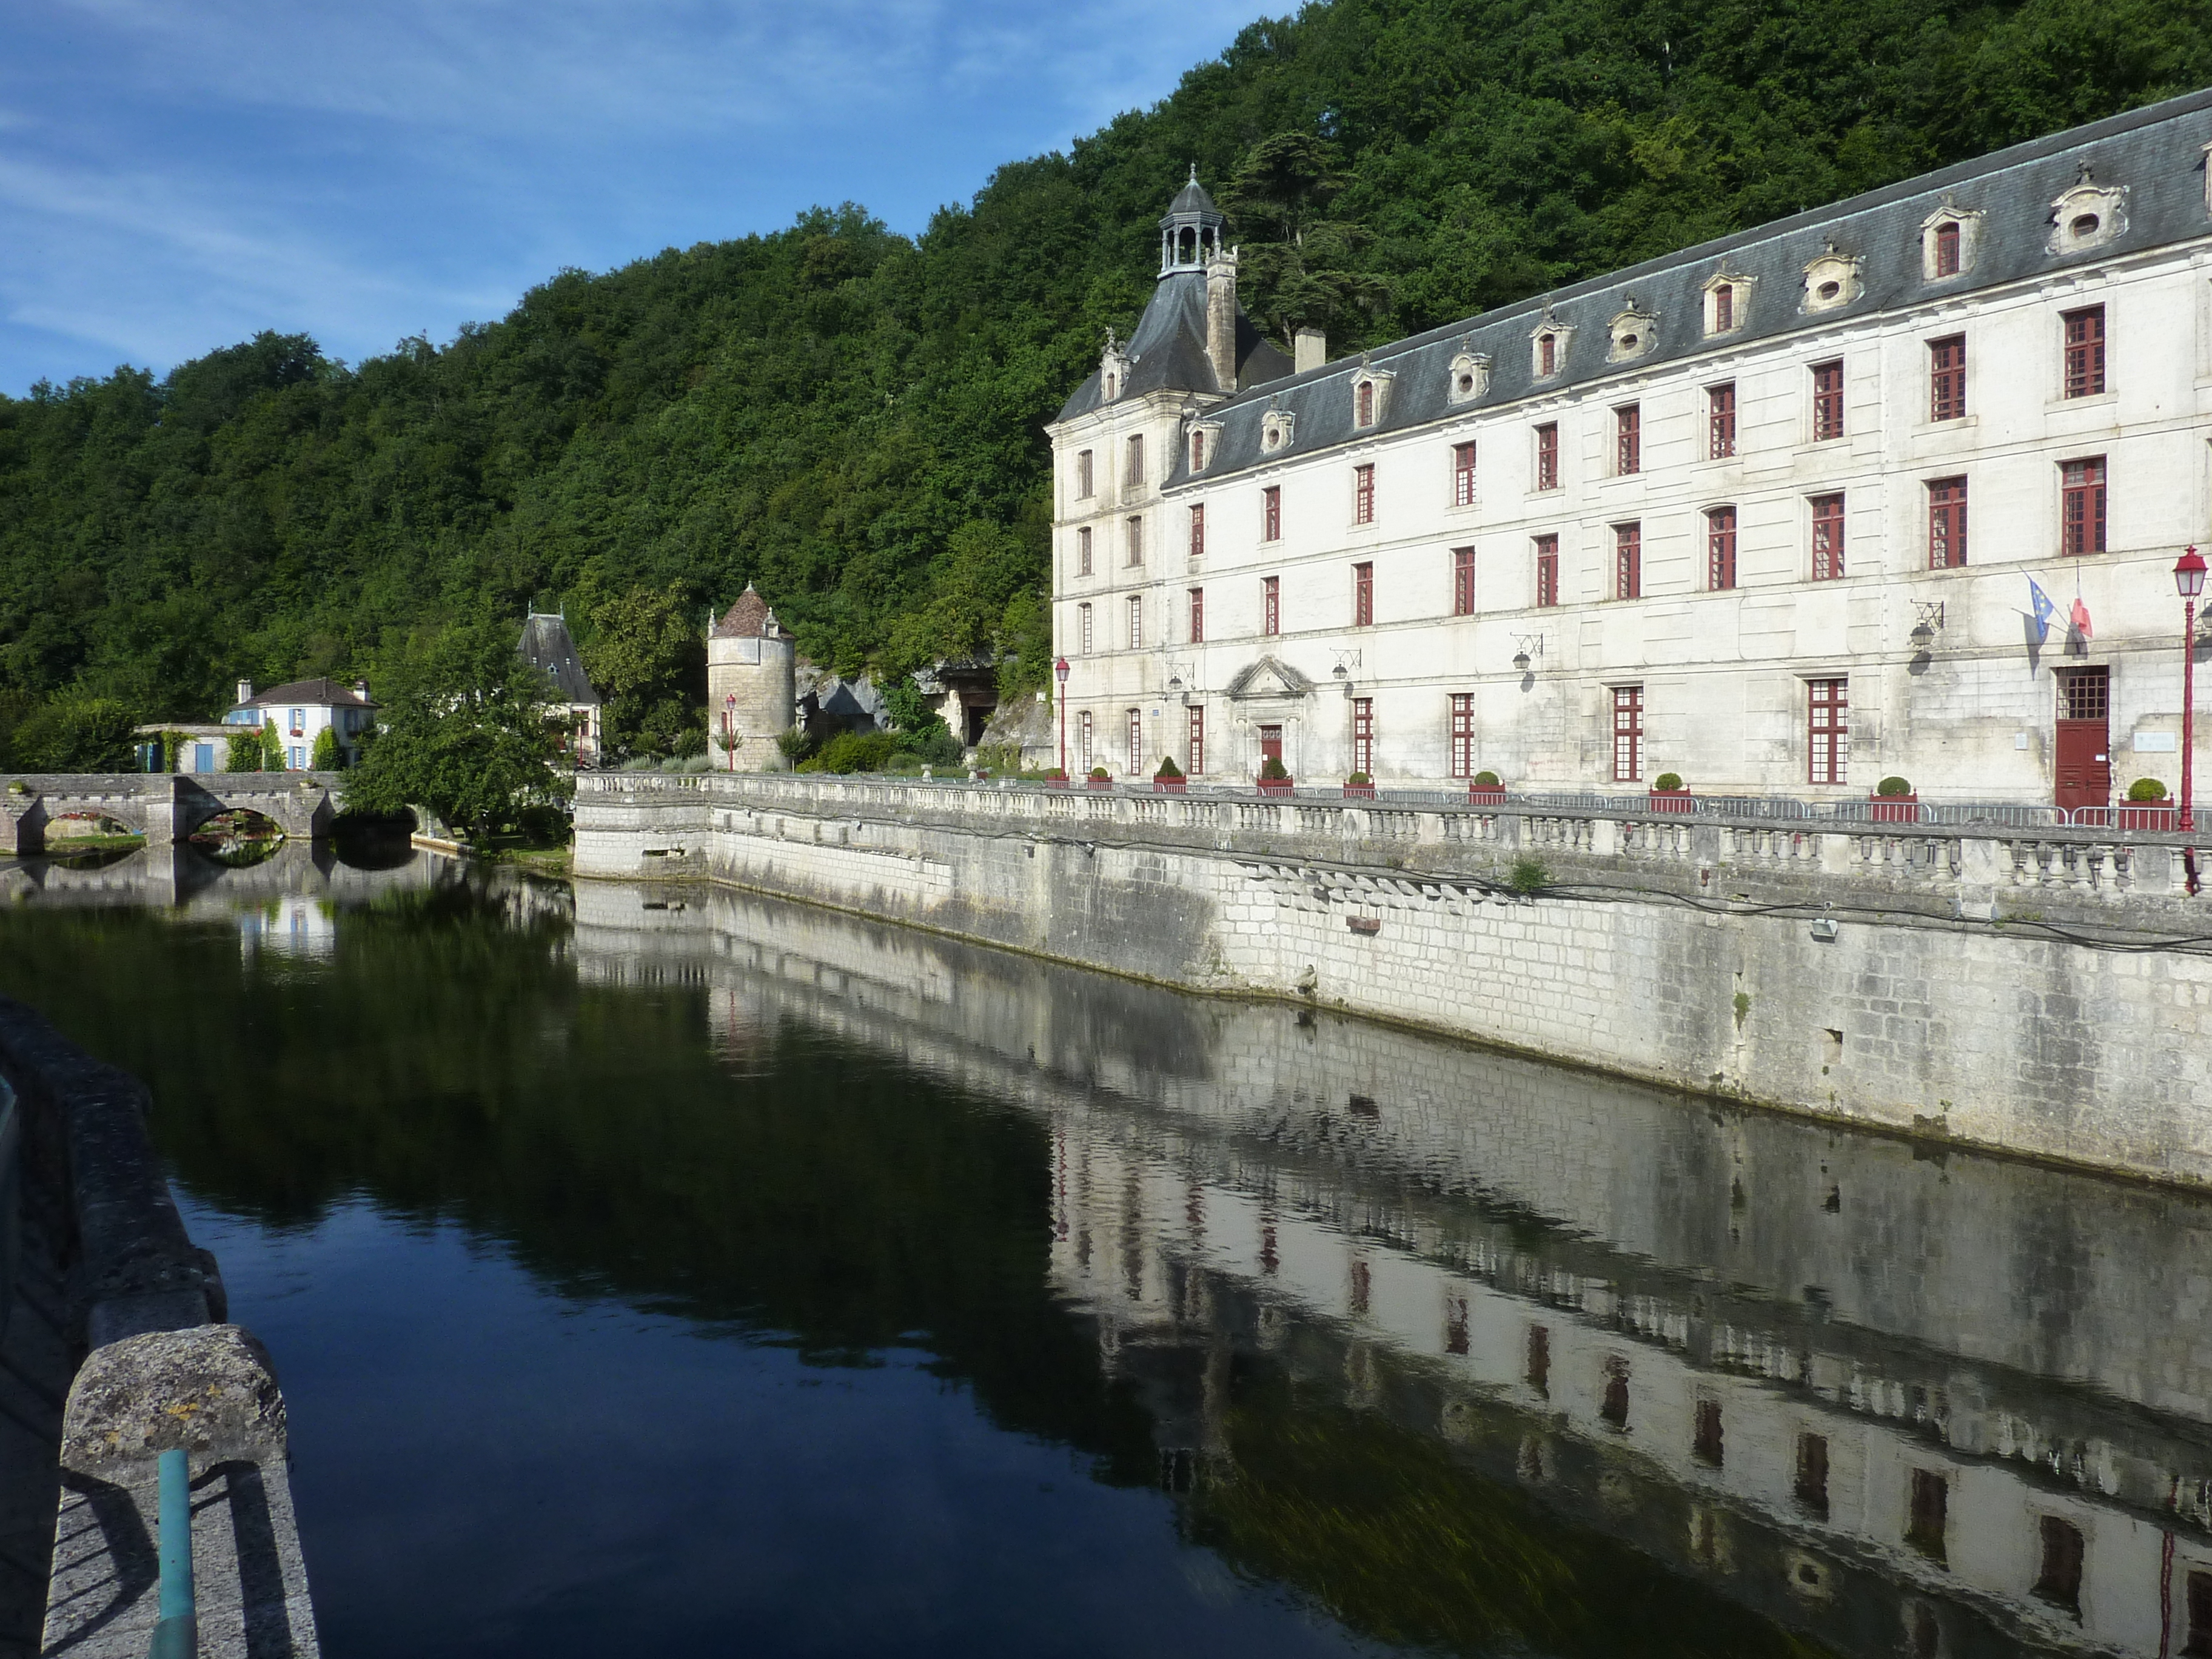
<box><xmin>1349</xmin><ymin>364</ymin><xmax>1395</xmax><ymax>429</ymax></box>
<box><xmin>1607</xmin><ymin>303</ymin><xmax>1657</xmax><ymax>364</ymax></box>
<box><xmin>1920</xmin><ymin>204</ymin><xmax>1982</xmax><ymax>281</ymax></box>
<box><xmin>2048</xmin><ymin>173</ymin><xmax>2125</xmax><ymax>256</ymax></box>
<box><xmin>1447</xmin><ymin>350</ymin><xmax>1491</xmax><ymax>405</ymax></box>
<box><xmin>1701</xmin><ymin>271</ymin><xmax>1752</xmax><ymax>337</ymax></box>
<box><xmin>1188</xmin><ymin>420</ymin><xmax>1222</xmax><ymax>472</ymax></box>
<box><xmin>1098</xmin><ymin>329</ymin><xmax>1131</xmax><ymax>404</ymax></box>
<box><xmin>1801</xmin><ymin>247</ymin><xmax>1862</xmax><ymax>313</ymax></box>
<box><xmin>1530</xmin><ymin>313</ymin><xmax>1572</xmax><ymax>380</ymax></box>
<box><xmin>1260</xmin><ymin>407</ymin><xmax>1296</xmax><ymax>453</ymax></box>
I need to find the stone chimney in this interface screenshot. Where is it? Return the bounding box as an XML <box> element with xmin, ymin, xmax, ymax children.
<box><xmin>1294</xmin><ymin>327</ymin><xmax>1326</xmax><ymax>374</ymax></box>
<box><xmin>236</xmin><ymin>678</ymin><xmax>253</xmax><ymax>705</ymax></box>
<box><xmin>1205</xmin><ymin>248</ymin><xmax>1239</xmax><ymax>392</ymax></box>
<box><xmin>353</xmin><ymin>679</ymin><xmax>370</xmax><ymax>701</ymax></box>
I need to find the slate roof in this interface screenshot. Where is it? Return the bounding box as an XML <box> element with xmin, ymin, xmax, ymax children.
<box><xmin>1164</xmin><ymin>174</ymin><xmax>1219</xmax><ymax>219</ymax></box>
<box><xmin>713</xmin><ymin>584</ymin><xmax>789</xmax><ymax>639</ymax></box>
<box><xmin>233</xmin><ymin>677</ymin><xmax>375</xmax><ymax>711</ymax></box>
<box><xmin>1158</xmin><ymin>86</ymin><xmax>2212</xmax><ymax>491</ymax></box>
<box><xmin>1054</xmin><ymin>270</ymin><xmax>1295</xmax><ymax>420</ymax></box>
<box><xmin>518</xmin><ymin>614</ymin><xmax>600</xmax><ymax>706</ymax></box>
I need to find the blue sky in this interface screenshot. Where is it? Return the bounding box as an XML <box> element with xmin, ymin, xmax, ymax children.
<box><xmin>0</xmin><ymin>0</ymin><xmax>1271</xmax><ymax>396</ymax></box>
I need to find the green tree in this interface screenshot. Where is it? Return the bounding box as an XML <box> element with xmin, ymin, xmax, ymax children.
<box><xmin>226</xmin><ymin>728</ymin><xmax>266</xmax><ymax>773</ymax></box>
<box><xmin>577</xmin><ymin>586</ymin><xmax>705</xmax><ymax>759</ymax></box>
<box><xmin>310</xmin><ymin>726</ymin><xmax>343</xmax><ymax>771</ymax></box>
<box><xmin>1219</xmin><ymin>133</ymin><xmax>1391</xmax><ymax>344</ymax></box>
<box><xmin>4</xmin><ymin>697</ymin><xmax>141</xmax><ymax>771</ymax></box>
<box><xmin>345</xmin><ymin>617</ymin><xmax>566</xmax><ymax>840</ymax></box>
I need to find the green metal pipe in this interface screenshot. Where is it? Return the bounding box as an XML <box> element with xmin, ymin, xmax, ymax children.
<box><xmin>148</xmin><ymin>1447</ymin><xmax>196</xmax><ymax>1658</ymax></box>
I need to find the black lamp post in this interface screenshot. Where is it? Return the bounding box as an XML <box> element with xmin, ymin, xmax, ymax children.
<box><xmin>1054</xmin><ymin>656</ymin><xmax>1070</xmax><ymax>778</ymax></box>
<box><xmin>2177</xmin><ymin>545</ymin><xmax>2205</xmax><ymax>831</ymax></box>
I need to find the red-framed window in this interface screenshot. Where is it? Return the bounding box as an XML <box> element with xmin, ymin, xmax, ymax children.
<box><xmin>1812</xmin><ymin>360</ymin><xmax>1844</xmax><ymax>441</ymax></box>
<box><xmin>1614</xmin><ymin>523</ymin><xmax>1641</xmax><ymax>600</ymax></box>
<box><xmin>2061</xmin><ymin>458</ymin><xmax>2106</xmax><ymax>555</ymax></box>
<box><xmin>1811</xmin><ymin>494</ymin><xmax>1845</xmax><ymax>581</ymax></box>
<box><xmin>1187</xmin><ymin>587</ymin><xmax>1204</xmax><ymax>643</ymax></box>
<box><xmin>1452</xmin><ymin>441</ymin><xmax>1476</xmax><ymax>506</ymax></box>
<box><xmin>1190</xmin><ymin>429</ymin><xmax>1206</xmax><ymax>471</ymax></box>
<box><xmin>1933</xmin><ymin>220</ymin><xmax>1960</xmax><ymax>277</ymax></box>
<box><xmin>1449</xmin><ymin>692</ymin><xmax>1474</xmax><ymax>778</ymax></box>
<box><xmin>1535</xmin><ymin>423</ymin><xmax>1559</xmax><ymax>491</ymax></box>
<box><xmin>2063</xmin><ymin>306</ymin><xmax>2105</xmax><ymax>398</ymax></box>
<box><xmin>1538</xmin><ymin>333</ymin><xmax>1557</xmax><ymax>376</ymax></box>
<box><xmin>1262</xmin><ymin>484</ymin><xmax>1281</xmax><ymax>541</ymax></box>
<box><xmin>1708</xmin><ymin>383</ymin><xmax>1735</xmax><ymax>459</ymax></box>
<box><xmin>1187</xmin><ymin>503</ymin><xmax>1204</xmax><ymax>558</ymax></box>
<box><xmin>1612</xmin><ymin>686</ymin><xmax>1643</xmax><ymax>783</ymax></box>
<box><xmin>1451</xmin><ymin>546</ymin><xmax>1475</xmax><ymax>617</ymax></box>
<box><xmin>1356</xmin><ymin>380</ymin><xmax>1375</xmax><ymax>426</ymax></box>
<box><xmin>1352</xmin><ymin>561</ymin><xmax>1373</xmax><ymax>626</ymax></box>
<box><xmin>1075</xmin><ymin>450</ymin><xmax>1093</xmax><ymax>497</ymax></box>
<box><xmin>1928</xmin><ymin>478</ymin><xmax>1967</xmax><ymax>569</ymax></box>
<box><xmin>1353</xmin><ymin>463</ymin><xmax>1375</xmax><ymax>525</ymax></box>
<box><xmin>1615</xmin><ymin>404</ymin><xmax>1640</xmax><ymax>475</ymax></box>
<box><xmin>1124</xmin><ymin>435</ymin><xmax>1144</xmax><ymax>485</ymax></box>
<box><xmin>1352</xmin><ymin>697</ymin><xmax>1374</xmax><ymax>776</ymax></box>
<box><xmin>1078</xmin><ymin>603</ymin><xmax>1093</xmax><ymax>654</ymax></box>
<box><xmin>1929</xmin><ymin>335</ymin><xmax>1966</xmax><ymax>421</ymax></box>
<box><xmin>1713</xmin><ymin>285</ymin><xmax>1734</xmax><ymax>333</ymax></box>
<box><xmin>1125</xmin><ymin>515</ymin><xmax>1143</xmax><ymax>566</ymax></box>
<box><xmin>1127</xmin><ymin>709</ymin><xmax>1142</xmax><ymax>776</ymax></box>
<box><xmin>1808</xmin><ymin>678</ymin><xmax>1848</xmax><ymax>785</ymax></box>
<box><xmin>1707</xmin><ymin>506</ymin><xmax>1737</xmax><ymax>591</ymax></box>
<box><xmin>1126</xmin><ymin>595</ymin><xmax>1142</xmax><ymax>649</ymax></box>
<box><xmin>1188</xmin><ymin>705</ymin><xmax>1204</xmax><ymax>775</ymax></box>
<box><xmin>1076</xmin><ymin>526</ymin><xmax>1091</xmax><ymax>576</ymax></box>
<box><xmin>1262</xmin><ymin>575</ymin><xmax>1280</xmax><ymax>635</ymax></box>
<box><xmin>1535</xmin><ymin>534</ymin><xmax>1559</xmax><ymax>608</ymax></box>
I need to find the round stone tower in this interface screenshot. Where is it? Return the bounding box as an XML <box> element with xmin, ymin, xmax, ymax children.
<box><xmin>706</xmin><ymin>585</ymin><xmax>796</xmax><ymax>771</ymax></box>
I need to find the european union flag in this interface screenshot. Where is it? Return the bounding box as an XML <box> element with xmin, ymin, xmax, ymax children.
<box><xmin>2028</xmin><ymin>577</ymin><xmax>2057</xmax><ymax>645</ymax></box>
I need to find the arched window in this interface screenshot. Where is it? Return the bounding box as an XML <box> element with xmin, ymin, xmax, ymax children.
<box><xmin>1538</xmin><ymin>334</ymin><xmax>1557</xmax><ymax>376</ymax></box>
<box><xmin>1934</xmin><ymin>221</ymin><xmax>1960</xmax><ymax>276</ymax></box>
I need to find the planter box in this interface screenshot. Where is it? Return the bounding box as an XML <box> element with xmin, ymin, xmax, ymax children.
<box><xmin>2118</xmin><ymin>802</ymin><xmax>2179</xmax><ymax>831</ymax></box>
<box><xmin>1868</xmin><ymin>793</ymin><xmax>1920</xmax><ymax>824</ymax></box>
<box><xmin>1256</xmin><ymin>777</ymin><xmax>1295</xmax><ymax>797</ymax></box>
<box><xmin>1646</xmin><ymin>789</ymin><xmax>1694</xmax><ymax>814</ymax></box>
<box><xmin>1042</xmin><ymin>774</ymin><xmax>1071</xmax><ymax>789</ymax></box>
<box><xmin>1341</xmin><ymin>783</ymin><xmax>1376</xmax><ymax>800</ymax></box>
<box><xmin>1085</xmin><ymin>777</ymin><xmax>1114</xmax><ymax>791</ymax></box>
<box><xmin>1466</xmin><ymin>786</ymin><xmax>1507</xmax><ymax>806</ymax></box>
<box><xmin>1152</xmin><ymin>777</ymin><xmax>1187</xmax><ymax>794</ymax></box>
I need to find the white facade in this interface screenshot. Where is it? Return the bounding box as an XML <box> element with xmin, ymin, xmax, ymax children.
<box><xmin>223</xmin><ymin>677</ymin><xmax>376</xmax><ymax>771</ymax></box>
<box><xmin>1049</xmin><ymin>93</ymin><xmax>2212</xmax><ymax>804</ymax></box>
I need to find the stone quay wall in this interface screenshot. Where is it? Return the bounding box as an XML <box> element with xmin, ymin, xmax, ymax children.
<box><xmin>0</xmin><ymin>997</ymin><xmax>320</xmax><ymax>1658</ymax></box>
<box><xmin>573</xmin><ymin>771</ymin><xmax>2212</xmax><ymax>1187</ymax></box>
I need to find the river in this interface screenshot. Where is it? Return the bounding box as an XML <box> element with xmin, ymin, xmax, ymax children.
<box><xmin>2</xmin><ymin>842</ymin><xmax>2207</xmax><ymax>1657</ymax></box>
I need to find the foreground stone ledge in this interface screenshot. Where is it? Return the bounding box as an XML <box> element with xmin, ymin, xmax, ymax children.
<box><xmin>44</xmin><ymin>1326</ymin><xmax>317</xmax><ymax>1659</ymax></box>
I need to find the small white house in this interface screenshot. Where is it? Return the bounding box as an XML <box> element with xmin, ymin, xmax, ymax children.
<box><xmin>223</xmin><ymin>678</ymin><xmax>378</xmax><ymax>771</ymax></box>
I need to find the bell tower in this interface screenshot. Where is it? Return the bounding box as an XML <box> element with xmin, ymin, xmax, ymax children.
<box><xmin>1158</xmin><ymin>165</ymin><xmax>1230</xmax><ymax>275</ymax></box>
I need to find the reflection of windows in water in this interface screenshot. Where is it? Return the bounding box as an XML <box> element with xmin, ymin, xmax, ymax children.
<box><xmin>1348</xmin><ymin>1258</ymin><xmax>1370</xmax><ymax>1316</ymax></box>
<box><xmin>1905</xmin><ymin>1601</ymin><xmax>1942</xmax><ymax>1658</ymax></box>
<box><xmin>1517</xmin><ymin>1434</ymin><xmax>1546</xmax><ymax>1483</ymax></box>
<box><xmin>1445</xmin><ymin>1296</ymin><xmax>1468</xmax><ymax>1355</ymax></box>
<box><xmin>1159</xmin><ymin>1448</ymin><xmax>1196</xmax><ymax>1492</ymax></box>
<box><xmin>1601</xmin><ymin>1356</ymin><xmax>1630</xmax><ymax>1428</ymax></box>
<box><xmin>1794</xmin><ymin>1433</ymin><xmax>1829</xmax><ymax>1518</ymax></box>
<box><xmin>1906</xmin><ymin>1467</ymin><xmax>1948</xmax><ymax>1563</ymax></box>
<box><xmin>1525</xmin><ymin>1325</ymin><xmax>1549</xmax><ymax>1396</ymax></box>
<box><xmin>1259</xmin><ymin>1222</ymin><xmax>1278</xmax><ymax>1275</ymax></box>
<box><xmin>2034</xmin><ymin>1515</ymin><xmax>2084</xmax><ymax>1614</ymax></box>
<box><xmin>1693</xmin><ymin>1399</ymin><xmax>1723</xmax><ymax>1466</ymax></box>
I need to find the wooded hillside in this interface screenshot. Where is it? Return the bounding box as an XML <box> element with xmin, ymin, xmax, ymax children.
<box><xmin>4</xmin><ymin>0</ymin><xmax>2206</xmax><ymax>763</ymax></box>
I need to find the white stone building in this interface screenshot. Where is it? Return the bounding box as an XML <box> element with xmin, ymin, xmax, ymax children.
<box><xmin>222</xmin><ymin>677</ymin><xmax>377</xmax><ymax>771</ymax></box>
<box><xmin>1048</xmin><ymin>93</ymin><xmax>2212</xmax><ymax>806</ymax></box>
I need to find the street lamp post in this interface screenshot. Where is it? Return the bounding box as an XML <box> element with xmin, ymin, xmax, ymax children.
<box><xmin>1054</xmin><ymin>656</ymin><xmax>1070</xmax><ymax>779</ymax></box>
<box><xmin>723</xmin><ymin>692</ymin><xmax>738</xmax><ymax>773</ymax></box>
<box><xmin>2178</xmin><ymin>546</ymin><xmax>2206</xmax><ymax>831</ymax></box>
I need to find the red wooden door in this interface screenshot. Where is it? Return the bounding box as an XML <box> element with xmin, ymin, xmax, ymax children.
<box><xmin>2054</xmin><ymin>668</ymin><xmax>2110</xmax><ymax>810</ymax></box>
<box><xmin>1259</xmin><ymin>725</ymin><xmax>1284</xmax><ymax>764</ymax></box>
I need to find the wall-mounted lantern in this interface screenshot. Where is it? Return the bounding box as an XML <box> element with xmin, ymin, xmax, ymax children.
<box><xmin>1512</xmin><ymin>634</ymin><xmax>1545</xmax><ymax>673</ymax></box>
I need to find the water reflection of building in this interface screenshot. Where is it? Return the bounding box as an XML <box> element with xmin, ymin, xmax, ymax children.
<box><xmin>569</xmin><ymin>881</ymin><xmax>2212</xmax><ymax>1658</ymax></box>
<box><xmin>238</xmin><ymin>893</ymin><xmax>338</xmax><ymax>960</ymax></box>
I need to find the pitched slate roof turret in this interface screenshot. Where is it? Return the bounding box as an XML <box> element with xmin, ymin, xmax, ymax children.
<box><xmin>712</xmin><ymin>584</ymin><xmax>791</xmax><ymax>640</ymax></box>
<box><xmin>519</xmin><ymin>613</ymin><xmax>600</xmax><ymax>706</ymax></box>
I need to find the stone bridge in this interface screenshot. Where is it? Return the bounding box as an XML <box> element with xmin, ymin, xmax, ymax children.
<box><xmin>0</xmin><ymin>773</ymin><xmax>344</xmax><ymax>854</ymax></box>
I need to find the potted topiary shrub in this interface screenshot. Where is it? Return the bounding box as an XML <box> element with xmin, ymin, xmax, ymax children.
<box><xmin>1342</xmin><ymin>771</ymin><xmax>1376</xmax><ymax>799</ymax></box>
<box><xmin>1042</xmin><ymin>767</ymin><xmax>1070</xmax><ymax>788</ymax></box>
<box><xmin>1647</xmin><ymin>772</ymin><xmax>1692</xmax><ymax>813</ymax></box>
<box><xmin>1154</xmin><ymin>756</ymin><xmax>1187</xmax><ymax>794</ymax></box>
<box><xmin>1467</xmin><ymin>769</ymin><xmax>1507</xmax><ymax>806</ymax></box>
<box><xmin>1257</xmin><ymin>754</ymin><xmax>1294</xmax><ymax>797</ymax></box>
<box><xmin>1087</xmin><ymin>765</ymin><xmax>1114</xmax><ymax>791</ymax></box>
<box><xmin>2119</xmin><ymin>776</ymin><xmax>2177</xmax><ymax>831</ymax></box>
<box><xmin>1869</xmin><ymin>775</ymin><xmax>1919</xmax><ymax>823</ymax></box>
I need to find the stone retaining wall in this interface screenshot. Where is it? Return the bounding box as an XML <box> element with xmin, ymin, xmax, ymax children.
<box><xmin>574</xmin><ymin>772</ymin><xmax>2212</xmax><ymax>1188</ymax></box>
